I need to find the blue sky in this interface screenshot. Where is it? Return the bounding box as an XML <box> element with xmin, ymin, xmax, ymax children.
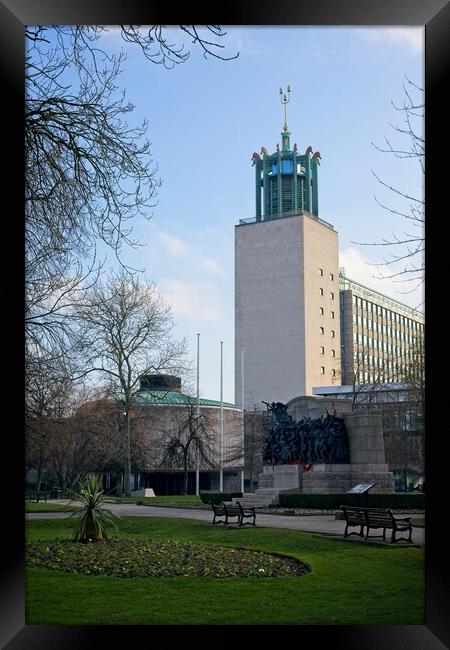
<box><xmin>94</xmin><ymin>26</ymin><xmax>424</xmax><ymax>404</ymax></box>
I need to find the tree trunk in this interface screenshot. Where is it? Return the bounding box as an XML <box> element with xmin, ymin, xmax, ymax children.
<box><xmin>183</xmin><ymin>453</ymin><xmax>189</xmax><ymax>495</ymax></box>
<box><xmin>123</xmin><ymin>411</ymin><xmax>132</xmax><ymax>497</ymax></box>
<box><xmin>36</xmin><ymin>467</ymin><xmax>42</xmax><ymax>494</ymax></box>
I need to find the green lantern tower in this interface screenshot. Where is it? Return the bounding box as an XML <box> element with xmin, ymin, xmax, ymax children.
<box><xmin>253</xmin><ymin>86</ymin><xmax>320</xmax><ymax>221</ymax></box>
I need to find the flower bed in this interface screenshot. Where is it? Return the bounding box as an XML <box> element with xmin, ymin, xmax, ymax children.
<box><xmin>26</xmin><ymin>539</ymin><xmax>309</xmax><ymax>578</ymax></box>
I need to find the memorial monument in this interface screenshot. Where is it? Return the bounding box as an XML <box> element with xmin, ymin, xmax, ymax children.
<box><xmin>253</xmin><ymin>396</ymin><xmax>395</xmax><ymax>504</ymax></box>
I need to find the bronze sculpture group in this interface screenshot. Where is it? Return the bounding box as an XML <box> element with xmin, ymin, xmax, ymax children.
<box><xmin>262</xmin><ymin>401</ymin><xmax>349</xmax><ymax>466</ymax></box>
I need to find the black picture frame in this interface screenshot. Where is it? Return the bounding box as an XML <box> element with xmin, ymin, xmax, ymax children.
<box><xmin>2</xmin><ymin>1</ymin><xmax>448</xmax><ymax>647</ymax></box>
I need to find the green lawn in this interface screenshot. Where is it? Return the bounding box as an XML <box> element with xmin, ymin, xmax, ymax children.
<box><xmin>25</xmin><ymin>502</ymin><xmax>79</xmax><ymax>513</ymax></box>
<box><xmin>103</xmin><ymin>494</ymin><xmax>209</xmax><ymax>508</ymax></box>
<box><xmin>410</xmin><ymin>518</ymin><xmax>425</xmax><ymax>527</ymax></box>
<box><xmin>26</xmin><ymin>516</ymin><xmax>424</xmax><ymax>625</ymax></box>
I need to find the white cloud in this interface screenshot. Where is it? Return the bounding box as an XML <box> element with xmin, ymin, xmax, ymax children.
<box><xmin>357</xmin><ymin>27</ymin><xmax>424</xmax><ymax>55</ymax></box>
<box><xmin>219</xmin><ymin>27</ymin><xmax>261</xmax><ymax>56</ymax></box>
<box><xmin>98</xmin><ymin>27</ymin><xmax>124</xmax><ymax>45</ymax></box>
<box><xmin>155</xmin><ymin>232</ymin><xmax>189</xmax><ymax>257</ymax></box>
<box><xmin>339</xmin><ymin>247</ymin><xmax>424</xmax><ymax>309</ymax></box>
<box><xmin>198</xmin><ymin>256</ymin><xmax>223</xmax><ymax>275</ymax></box>
<box><xmin>161</xmin><ymin>280</ymin><xmax>223</xmax><ymax>323</ymax></box>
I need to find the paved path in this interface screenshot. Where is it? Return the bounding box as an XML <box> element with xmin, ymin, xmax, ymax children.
<box><xmin>26</xmin><ymin>501</ymin><xmax>425</xmax><ymax>545</ymax></box>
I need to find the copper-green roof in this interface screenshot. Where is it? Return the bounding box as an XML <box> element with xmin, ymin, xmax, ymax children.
<box><xmin>132</xmin><ymin>390</ymin><xmax>237</xmax><ymax>409</ymax></box>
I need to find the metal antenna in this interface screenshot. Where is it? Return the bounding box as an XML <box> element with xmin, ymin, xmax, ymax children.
<box><xmin>279</xmin><ymin>85</ymin><xmax>291</xmax><ymax>132</ymax></box>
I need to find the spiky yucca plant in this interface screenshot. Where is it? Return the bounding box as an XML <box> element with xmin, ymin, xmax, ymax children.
<box><xmin>70</xmin><ymin>475</ymin><xmax>120</xmax><ymax>542</ymax></box>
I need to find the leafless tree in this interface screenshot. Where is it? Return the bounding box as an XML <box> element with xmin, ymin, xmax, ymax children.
<box><xmin>384</xmin><ymin>404</ymin><xmax>424</xmax><ymax>491</ymax></box>
<box><xmin>25</xmin><ymin>25</ymin><xmax>237</xmax><ymax>376</ymax></box>
<box><xmin>70</xmin><ymin>397</ymin><xmax>156</xmax><ymax>493</ymax></box>
<box><xmin>25</xmin><ymin>353</ymin><xmax>76</xmax><ymax>491</ymax></box>
<box><xmin>353</xmin><ymin>77</ymin><xmax>424</xmax><ymax>299</ymax></box>
<box><xmin>347</xmin><ymin>347</ymin><xmax>394</xmax><ymax>411</ymax></box>
<box><xmin>156</xmin><ymin>399</ymin><xmax>218</xmax><ymax>495</ymax></box>
<box><xmin>74</xmin><ymin>270</ymin><xmax>187</xmax><ymax>495</ymax></box>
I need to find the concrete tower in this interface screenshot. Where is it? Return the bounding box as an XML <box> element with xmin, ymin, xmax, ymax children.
<box><xmin>235</xmin><ymin>87</ymin><xmax>341</xmax><ymax>410</ymax></box>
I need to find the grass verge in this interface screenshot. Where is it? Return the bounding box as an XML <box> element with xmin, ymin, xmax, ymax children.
<box><xmin>26</xmin><ymin>516</ymin><xmax>424</xmax><ymax>625</ymax></box>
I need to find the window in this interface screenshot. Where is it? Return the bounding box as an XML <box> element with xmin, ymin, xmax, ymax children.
<box><xmin>320</xmin><ymin>326</ymin><xmax>324</xmax><ymax>335</ymax></box>
<box><xmin>320</xmin><ymin>366</ymin><xmax>325</xmax><ymax>374</ymax></box>
<box><xmin>319</xmin><ymin>268</ymin><xmax>324</xmax><ymax>276</ymax></box>
<box><xmin>320</xmin><ymin>307</ymin><xmax>324</xmax><ymax>315</ymax></box>
<box><xmin>331</xmin><ymin>311</ymin><xmax>335</xmax><ymax>319</ymax></box>
<box><xmin>319</xmin><ymin>288</ymin><xmax>324</xmax><ymax>296</ymax></box>
<box><xmin>320</xmin><ymin>346</ymin><xmax>325</xmax><ymax>354</ymax></box>
<box><xmin>332</xmin><ymin>369</ymin><xmax>336</xmax><ymax>377</ymax></box>
<box><xmin>331</xmin><ymin>349</ymin><xmax>336</xmax><ymax>357</ymax></box>
<box><xmin>330</xmin><ymin>273</ymin><xmax>334</xmax><ymax>281</ymax></box>
<box><xmin>331</xmin><ymin>330</ymin><xmax>335</xmax><ymax>338</ymax></box>
<box><xmin>330</xmin><ymin>292</ymin><xmax>334</xmax><ymax>300</ymax></box>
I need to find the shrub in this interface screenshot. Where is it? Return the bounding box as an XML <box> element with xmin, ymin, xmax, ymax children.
<box><xmin>70</xmin><ymin>475</ymin><xmax>121</xmax><ymax>542</ymax></box>
<box><xmin>200</xmin><ymin>491</ymin><xmax>243</xmax><ymax>505</ymax></box>
<box><xmin>278</xmin><ymin>492</ymin><xmax>424</xmax><ymax>510</ymax></box>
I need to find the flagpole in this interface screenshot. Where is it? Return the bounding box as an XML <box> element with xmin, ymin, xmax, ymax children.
<box><xmin>195</xmin><ymin>333</ymin><xmax>200</xmax><ymax>496</ymax></box>
<box><xmin>241</xmin><ymin>347</ymin><xmax>245</xmax><ymax>494</ymax></box>
<box><xmin>219</xmin><ymin>341</ymin><xmax>224</xmax><ymax>493</ymax></box>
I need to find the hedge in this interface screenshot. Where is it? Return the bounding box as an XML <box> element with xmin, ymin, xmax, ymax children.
<box><xmin>200</xmin><ymin>491</ymin><xmax>243</xmax><ymax>505</ymax></box>
<box><xmin>278</xmin><ymin>492</ymin><xmax>424</xmax><ymax>510</ymax></box>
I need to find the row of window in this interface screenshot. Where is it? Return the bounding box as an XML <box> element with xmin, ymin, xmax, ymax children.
<box><xmin>352</xmin><ymin>295</ymin><xmax>424</xmax><ymax>332</ymax></box>
<box><xmin>352</xmin><ymin>314</ymin><xmax>422</xmax><ymax>338</ymax></box>
<box><xmin>353</xmin><ymin>350</ymin><xmax>412</xmax><ymax>366</ymax></box>
<box><xmin>353</xmin><ymin>332</ymin><xmax>418</xmax><ymax>352</ymax></box>
<box><xmin>352</xmin><ymin>352</ymin><xmax>415</xmax><ymax>384</ymax></box>
<box><xmin>319</xmin><ymin>288</ymin><xmax>335</xmax><ymax>299</ymax></box>
<box><xmin>320</xmin><ymin>307</ymin><xmax>335</xmax><ymax>318</ymax></box>
<box><xmin>320</xmin><ymin>347</ymin><xmax>336</xmax><ymax>357</ymax></box>
<box><xmin>320</xmin><ymin>367</ymin><xmax>337</xmax><ymax>377</ymax></box>
<box><xmin>320</xmin><ymin>327</ymin><xmax>336</xmax><ymax>337</ymax></box>
<box><xmin>319</xmin><ymin>268</ymin><xmax>334</xmax><ymax>281</ymax></box>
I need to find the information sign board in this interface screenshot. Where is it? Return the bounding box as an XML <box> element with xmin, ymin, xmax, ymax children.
<box><xmin>346</xmin><ymin>483</ymin><xmax>376</xmax><ymax>494</ymax></box>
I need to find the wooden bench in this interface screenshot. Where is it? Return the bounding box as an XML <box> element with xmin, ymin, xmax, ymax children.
<box><xmin>26</xmin><ymin>491</ymin><xmax>50</xmax><ymax>503</ymax></box>
<box><xmin>340</xmin><ymin>505</ymin><xmax>366</xmax><ymax>538</ymax></box>
<box><xmin>364</xmin><ymin>507</ymin><xmax>413</xmax><ymax>543</ymax></box>
<box><xmin>235</xmin><ymin>501</ymin><xmax>256</xmax><ymax>527</ymax></box>
<box><xmin>340</xmin><ymin>505</ymin><xmax>413</xmax><ymax>543</ymax></box>
<box><xmin>211</xmin><ymin>501</ymin><xmax>257</xmax><ymax>527</ymax></box>
<box><xmin>211</xmin><ymin>502</ymin><xmax>241</xmax><ymax>526</ymax></box>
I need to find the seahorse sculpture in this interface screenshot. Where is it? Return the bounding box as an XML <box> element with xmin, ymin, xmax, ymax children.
<box><xmin>312</xmin><ymin>151</ymin><xmax>321</xmax><ymax>164</ymax></box>
<box><xmin>251</xmin><ymin>152</ymin><xmax>261</xmax><ymax>166</ymax></box>
<box><xmin>260</xmin><ymin>146</ymin><xmax>268</xmax><ymax>156</ymax></box>
<box><xmin>305</xmin><ymin>145</ymin><xmax>313</xmax><ymax>156</ymax></box>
